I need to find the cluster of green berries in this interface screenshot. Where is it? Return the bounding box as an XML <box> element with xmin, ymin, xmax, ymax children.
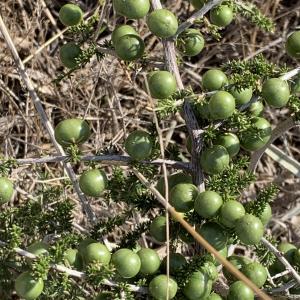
<box><xmin>4</xmin><ymin>2</ymin><xmax>300</xmax><ymax>300</ymax></box>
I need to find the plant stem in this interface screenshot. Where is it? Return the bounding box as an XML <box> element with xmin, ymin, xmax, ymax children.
<box><xmin>249</xmin><ymin>117</ymin><xmax>300</xmax><ymax>172</ymax></box>
<box><xmin>175</xmin><ymin>0</ymin><xmax>223</xmax><ymax>37</ymax></box>
<box><xmin>0</xmin><ymin>14</ymin><xmax>96</xmax><ymax>223</ymax></box>
<box><xmin>261</xmin><ymin>238</ymin><xmax>300</xmax><ymax>285</ymax></box>
<box><xmin>0</xmin><ymin>155</ymin><xmax>191</xmax><ymax>171</ymax></box>
<box><xmin>151</xmin><ymin>0</ymin><xmax>205</xmax><ymax>191</ymax></box>
<box><xmin>0</xmin><ymin>240</ymin><xmax>147</xmax><ymax>294</ymax></box>
<box><xmin>133</xmin><ymin>168</ymin><xmax>272</xmax><ymax>300</ymax></box>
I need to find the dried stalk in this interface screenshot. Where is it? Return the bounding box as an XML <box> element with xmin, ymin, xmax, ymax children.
<box><xmin>132</xmin><ymin>168</ymin><xmax>272</xmax><ymax>300</ymax></box>
<box><xmin>249</xmin><ymin>117</ymin><xmax>300</xmax><ymax>172</ymax></box>
<box><xmin>1</xmin><ymin>155</ymin><xmax>191</xmax><ymax>171</ymax></box>
<box><xmin>175</xmin><ymin>0</ymin><xmax>223</xmax><ymax>37</ymax></box>
<box><xmin>151</xmin><ymin>0</ymin><xmax>205</xmax><ymax>191</ymax></box>
<box><xmin>261</xmin><ymin>238</ymin><xmax>300</xmax><ymax>285</ymax></box>
<box><xmin>0</xmin><ymin>14</ymin><xmax>96</xmax><ymax>223</ymax></box>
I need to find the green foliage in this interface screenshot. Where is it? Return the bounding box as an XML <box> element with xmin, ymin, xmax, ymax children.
<box><xmin>0</xmin><ymin>247</ymin><xmax>16</xmax><ymax>298</ymax></box>
<box><xmin>223</xmin><ymin>54</ymin><xmax>288</xmax><ymax>90</ymax></box>
<box><xmin>108</xmin><ymin>167</ymin><xmax>157</xmax><ymax>212</ymax></box>
<box><xmin>254</xmin><ymin>235</ymin><xmax>277</xmax><ymax>267</ymax></box>
<box><xmin>0</xmin><ymin>187</ymin><xmax>74</xmax><ymax>240</ymax></box>
<box><xmin>205</xmin><ymin>22</ymin><xmax>222</xmax><ymax>40</ymax></box>
<box><xmin>91</xmin><ymin>212</ymin><xmax>131</xmax><ymax>239</ymax></box>
<box><xmin>206</xmin><ymin>156</ymin><xmax>256</xmax><ymax>201</ymax></box>
<box><xmin>5</xmin><ymin>224</ymin><xmax>22</xmax><ymax>248</ymax></box>
<box><xmin>0</xmin><ymin>158</ymin><xmax>18</xmax><ymax>176</ymax></box>
<box><xmin>54</xmin><ymin>43</ymin><xmax>105</xmax><ymax>83</ymax></box>
<box><xmin>175</xmin><ymin>254</ymin><xmax>206</xmax><ymax>287</ymax></box>
<box><xmin>245</xmin><ymin>184</ymin><xmax>279</xmax><ymax>217</ymax></box>
<box><xmin>118</xmin><ymin>220</ymin><xmax>151</xmax><ymax>249</ymax></box>
<box><xmin>156</xmin><ymin>89</ymin><xmax>193</xmax><ymax>118</ymax></box>
<box><xmin>234</xmin><ymin>1</ymin><xmax>275</xmax><ymax>32</ymax></box>
<box><xmin>86</xmin><ymin>262</ymin><xmax>115</xmax><ymax>288</ymax></box>
<box><xmin>202</xmin><ymin>125</ymin><xmax>219</xmax><ymax>146</ymax></box>
<box><xmin>49</xmin><ymin>233</ymin><xmax>81</xmax><ymax>262</ymax></box>
<box><xmin>40</xmin><ymin>272</ymin><xmax>85</xmax><ymax>300</ymax></box>
<box><xmin>68</xmin><ymin>14</ymin><xmax>100</xmax><ymax>42</ymax></box>
<box><xmin>113</xmin><ymin>282</ymin><xmax>136</xmax><ymax>300</ymax></box>
<box><xmin>65</xmin><ymin>144</ymin><xmax>82</xmax><ymax>163</ymax></box>
<box><xmin>184</xmin><ymin>210</ymin><xmax>205</xmax><ymax>226</ymax></box>
<box><xmin>288</xmin><ymin>94</ymin><xmax>300</xmax><ymax>120</ymax></box>
<box><xmin>224</xmin><ymin>110</ymin><xmax>253</xmax><ymax>131</ymax></box>
<box><xmin>30</xmin><ymin>255</ymin><xmax>51</xmax><ymax>280</ymax></box>
<box><xmin>165</xmin><ymin>143</ymin><xmax>182</xmax><ymax>161</ymax></box>
<box><xmin>156</xmin><ymin>97</ymin><xmax>181</xmax><ymax>118</ymax></box>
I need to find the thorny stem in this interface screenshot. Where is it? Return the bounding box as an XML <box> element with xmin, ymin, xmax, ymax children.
<box><xmin>0</xmin><ymin>155</ymin><xmax>191</xmax><ymax>171</ymax></box>
<box><xmin>0</xmin><ymin>240</ymin><xmax>148</xmax><ymax>294</ymax></box>
<box><xmin>0</xmin><ymin>14</ymin><xmax>96</xmax><ymax>223</ymax></box>
<box><xmin>249</xmin><ymin>117</ymin><xmax>300</xmax><ymax>172</ymax></box>
<box><xmin>261</xmin><ymin>237</ymin><xmax>300</xmax><ymax>285</ymax></box>
<box><xmin>175</xmin><ymin>0</ymin><xmax>223</xmax><ymax>37</ymax></box>
<box><xmin>144</xmin><ymin>75</ymin><xmax>171</xmax><ymax>299</ymax></box>
<box><xmin>133</xmin><ymin>168</ymin><xmax>272</xmax><ymax>300</ymax></box>
<box><xmin>151</xmin><ymin>0</ymin><xmax>206</xmax><ymax>191</ymax></box>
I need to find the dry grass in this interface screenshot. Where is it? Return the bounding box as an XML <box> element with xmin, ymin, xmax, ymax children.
<box><xmin>1</xmin><ymin>0</ymin><xmax>300</xmax><ymax>297</ymax></box>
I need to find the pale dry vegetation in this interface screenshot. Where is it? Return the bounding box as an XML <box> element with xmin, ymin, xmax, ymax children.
<box><xmin>1</xmin><ymin>0</ymin><xmax>300</xmax><ymax>299</ymax></box>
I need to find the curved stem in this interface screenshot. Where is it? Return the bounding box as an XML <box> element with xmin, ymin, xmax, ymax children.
<box><xmin>0</xmin><ymin>14</ymin><xmax>96</xmax><ymax>223</ymax></box>
<box><xmin>249</xmin><ymin>117</ymin><xmax>300</xmax><ymax>172</ymax></box>
<box><xmin>0</xmin><ymin>240</ymin><xmax>147</xmax><ymax>293</ymax></box>
<box><xmin>261</xmin><ymin>237</ymin><xmax>300</xmax><ymax>285</ymax></box>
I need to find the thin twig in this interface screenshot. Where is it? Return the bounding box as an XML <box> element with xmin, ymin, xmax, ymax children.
<box><xmin>0</xmin><ymin>240</ymin><xmax>147</xmax><ymax>294</ymax></box>
<box><xmin>270</xmin><ymin>270</ymin><xmax>291</xmax><ymax>280</ymax></box>
<box><xmin>267</xmin><ymin>280</ymin><xmax>296</xmax><ymax>294</ymax></box>
<box><xmin>261</xmin><ymin>237</ymin><xmax>300</xmax><ymax>285</ymax></box>
<box><xmin>249</xmin><ymin>117</ymin><xmax>300</xmax><ymax>172</ymax></box>
<box><xmin>175</xmin><ymin>0</ymin><xmax>223</xmax><ymax>37</ymax></box>
<box><xmin>132</xmin><ymin>168</ymin><xmax>272</xmax><ymax>300</ymax></box>
<box><xmin>144</xmin><ymin>73</ymin><xmax>171</xmax><ymax>298</ymax></box>
<box><xmin>151</xmin><ymin>0</ymin><xmax>206</xmax><ymax>191</ymax></box>
<box><xmin>0</xmin><ymin>14</ymin><xmax>96</xmax><ymax>223</ymax></box>
<box><xmin>0</xmin><ymin>155</ymin><xmax>191</xmax><ymax>171</ymax></box>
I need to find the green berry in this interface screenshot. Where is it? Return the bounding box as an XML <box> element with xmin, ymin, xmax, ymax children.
<box><xmin>235</xmin><ymin>214</ymin><xmax>264</xmax><ymax>245</ymax></box>
<box><xmin>113</xmin><ymin>0</ymin><xmax>150</xmax><ymax>19</ymax></box>
<box><xmin>286</xmin><ymin>31</ymin><xmax>300</xmax><ymax>59</ymax></box>
<box><xmin>111</xmin><ymin>25</ymin><xmax>138</xmax><ymax>46</ymax></box>
<box><xmin>220</xmin><ymin>200</ymin><xmax>245</xmax><ymax>228</ymax></box>
<box><xmin>147</xmin><ymin>9</ymin><xmax>178</xmax><ymax>38</ymax></box>
<box><xmin>148</xmin><ymin>71</ymin><xmax>177</xmax><ymax>99</ymax></box>
<box><xmin>59</xmin><ymin>4</ymin><xmax>83</xmax><ymax>26</ymax></box>
<box><xmin>124</xmin><ymin>130</ymin><xmax>153</xmax><ymax>160</ymax></box>
<box><xmin>215</xmin><ymin>133</ymin><xmax>240</xmax><ymax>157</ymax></box>
<box><xmin>0</xmin><ymin>177</ymin><xmax>14</xmax><ymax>204</ymax></box>
<box><xmin>200</xmin><ymin>145</ymin><xmax>230</xmax><ymax>175</ymax></box>
<box><xmin>170</xmin><ymin>183</ymin><xmax>198</xmax><ymax>212</ymax></box>
<box><xmin>210</xmin><ymin>5</ymin><xmax>233</xmax><ymax>27</ymax></box>
<box><xmin>197</xmin><ymin>222</ymin><xmax>228</xmax><ymax>250</ymax></box>
<box><xmin>115</xmin><ymin>34</ymin><xmax>145</xmax><ymax>61</ymax></box>
<box><xmin>208</xmin><ymin>91</ymin><xmax>235</xmax><ymax>120</ymax></box>
<box><xmin>60</xmin><ymin>42</ymin><xmax>82</xmax><ymax>69</ymax></box>
<box><xmin>79</xmin><ymin>169</ymin><xmax>107</xmax><ymax>197</ymax></box>
<box><xmin>177</xmin><ymin>28</ymin><xmax>205</xmax><ymax>57</ymax></box>
<box><xmin>230</xmin><ymin>86</ymin><xmax>253</xmax><ymax>106</ymax></box>
<box><xmin>194</xmin><ymin>191</ymin><xmax>223</xmax><ymax>218</ymax></box>
<box><xmin>262</xmin><ymin>78</ymin><xmax>290</xmax><ymax>108</ymax></box>
<box><xmin>202</xmin><ymin>69</ymin><xmax>228</xmax><ymax>91</ymax></box>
